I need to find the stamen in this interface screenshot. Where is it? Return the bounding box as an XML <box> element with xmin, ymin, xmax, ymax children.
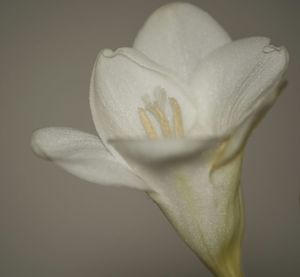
<box><xmin>169</xmin><ymin>97</ymin><xmax>184</xmax><ymax>138</ymax></box>
<box><xmin>148</xmin><ymin>106</ymin><xmax>172</xmax><ymax>138</ymax></box>
<box><xmin>139</xmin><ymin>89</ymin><xmax>185</xmax><ymax>139</ymax></box>
<box><xmin>138</xmin><ymin>108</ymin><xmax>158</xmax><ymax>139</ymax></box>
<box><xmin>153</xmin><ymin>87</ymin><xmax>167</xmax><ymax>110</ymax></box>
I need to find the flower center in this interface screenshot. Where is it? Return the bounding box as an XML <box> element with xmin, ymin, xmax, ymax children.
<box><xmin>138</xmin><ymin>87</ymin><xmax>184</xmax><ymax>139</ymax></box>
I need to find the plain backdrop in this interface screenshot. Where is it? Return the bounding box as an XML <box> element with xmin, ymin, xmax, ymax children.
<box><xmin>1</xmin><ymin>0</ymin><xmax>299</xmax><ymax>276</ymax></box>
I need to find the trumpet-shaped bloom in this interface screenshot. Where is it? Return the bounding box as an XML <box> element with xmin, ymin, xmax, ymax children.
<box><xmin>31</xmin><ymin>3</ymin><xmax>289</xmax><ymax>277</ymax></box>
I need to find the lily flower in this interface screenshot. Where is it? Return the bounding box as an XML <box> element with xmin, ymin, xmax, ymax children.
<box><xmin>31</xmin><ymin>2</ymin><xmax>288</xmax><ymax>277</ymax></box>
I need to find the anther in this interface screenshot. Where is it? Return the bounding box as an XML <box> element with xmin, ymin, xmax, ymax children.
<box><xmin>147</xmin><ymin>105</ymin><xmax>172</xmax><ymax>138</ymax></box>
<box><xmin>139</xmin><ymin>89</ymin><xmax>185</xmax><ymax>139</ymax></box>
<box><xmin>169</xmin><ymin>97</ymin><xmax>184</xmax><ymax>138</ymax></box>
<box><xmin>138</xmin><ymin>108</ymin><xmax>158</xmax><ymax>139</ymax></box>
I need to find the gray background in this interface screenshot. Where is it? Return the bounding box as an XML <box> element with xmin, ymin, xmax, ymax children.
<box><xmin>1</xmin><ymin>0</ymin><xmax>299</xmax><ymax>276</ymax></box>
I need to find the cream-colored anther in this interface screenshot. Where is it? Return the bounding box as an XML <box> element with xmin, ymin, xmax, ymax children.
<box><xmin>139</xmin><ymin>88</ymin><xmax>185</xmax><ymax>139</ymax></box>
<box><xmin>148</xmin><ymin>105</ymin><xmax>172</xmax><ymax>138</ymax></box>
<box><xmin>169</xmin><ymin>97</ymin><xmax>184</xmax><ymax>138</ymax></box>
<box><xmin>138</xmin><ymin>108</ymin><xmax>158</xmax><ymax>139</ymax></box>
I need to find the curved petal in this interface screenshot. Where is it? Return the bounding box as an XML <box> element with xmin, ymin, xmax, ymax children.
<box><xmin>31</xmin><ymin>127</ymin><xmax>149</xmax><ymax>190</ymax></box>
<box><xmin>110</xmin><ymin>137</ymin><xmax>244</xmax><ymax>276</ymax></box>
<box><xmin>89</xmin><ymin>47</ymin><xmax>197</xmax><ymax>147</ymax></box>
<box><xmin>109</xmin><ymin>137</ymin><xmax>220</xmax><ymax>165</ymax></box>
<box><xmin>213</xmin><ymin>83</ymin><xmax>284</xmax><ymax>169</ymax></box>
<box><xmin>191</xmin><ymin>37</ymin><xmax>289</xmax><ymax>136</ymax></box>
<box><xmin>133</xmin><ymin>2</ymin><xmax>231</xmax><ymax>81</ymax></box>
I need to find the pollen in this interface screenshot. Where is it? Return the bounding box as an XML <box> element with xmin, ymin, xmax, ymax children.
<box><xmin>138</xmin><ymin>87</ymin><xmax>184</xmax><ymax>139</ymax></box>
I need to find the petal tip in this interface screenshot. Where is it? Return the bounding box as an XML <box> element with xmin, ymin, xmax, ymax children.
<box><xmin>101</xmin><ymin>48</ymin><xmax>114</xmax><ymax>58</ymax></box>
<box><xmin>242</xmin><ymin>37</ymin><xmax>289</xmax><ymax>74</ymax></box>
<box><xmin>263</xmin><ymin>44</ymin><xmax>283</xmax><ymax>54</ymax></box>
<box><xmin>99</xmin><ymin>47</ymin><xmax>133</xmax><ymax>59</ymax></box>
<box><xmin>263</xmin><ymin>43</ymin><xmax>289</xmax><ymax>74</ymax></box>
<box><xmin>31</xmin><ymin>127</ymin><xmax>87</xmax><ymax>161</ymax></box>
<box><xmin>31</xmin><ymin>128</ymin><xmax>52</xmax><ymax>160</ymax></box>
<box><xmin>151</xmin><ymin>2</ymin><xmax>206</xmax><ymax>15</ymax></box>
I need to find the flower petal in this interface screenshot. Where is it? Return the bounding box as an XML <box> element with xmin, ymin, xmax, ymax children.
<box><xmin>133</xmin><ymin>2</ymin><xmax>231</xmax><ymax>81</ymax></box>
<box><xmin>110</xmin><ymin>136</ymin><xmax>244</xmax><ymax>277</ymax></box>
<box><xmin>191</xmin><ymin>37</ymin><xmax>289</xmax><ymax>136</ymax></box>
<box><xmin>31</xmin><ymin>127</ymin><xmax>148</xmax><ymax>190</ymax></box>
<box><xmin>109</xmin><ymin>137</ymin><xmax>219</xmax><ymax>165</ymax></box>
<box><xmin>213</xmin><ymin>85</ymin><xmax>282</xmax><ymax>169</ymax></box>
<box><xmin>90</xmin><ymin>47</ymin><xmax>197</xmax><ymax>143</ymax></box>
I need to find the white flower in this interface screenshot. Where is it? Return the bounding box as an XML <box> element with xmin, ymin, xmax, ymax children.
<box><xmin>31</xmin><ymin>3</ymin><xmax>289</xmax><ymax>277</ymax></box>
